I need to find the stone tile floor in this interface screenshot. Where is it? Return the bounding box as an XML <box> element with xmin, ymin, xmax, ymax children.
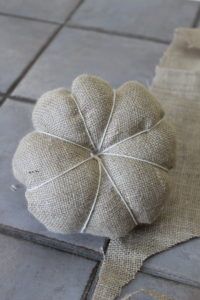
<box><xmin>0</xmin><ymin>233</ymin><xmax>97</xmax><ymax>300</ymax></box>
<box><xmin>0</xmin><ymin>0</ymin><xmax>200</xmax><ymax>299</ymax></box>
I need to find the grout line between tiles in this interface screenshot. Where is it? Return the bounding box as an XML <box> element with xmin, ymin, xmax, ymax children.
<box><xmin>0</xmin><ymin>0</ymin><xmax>85</xmax><ymax>107</ymax></box>
<box><xmin>191</xmin><ymin>4</ymin><xmax>200</xmax><ymax>27</ymax></box>
<box><xmin>0</xmin><ymin>25</ymin><xmax>62</xmax><ymax>106</ymax></box>
<box><xmin>66</xmin><ymin>23</ymin><xmax>170</xmax><ymax>45</ymax></box>
<box><xmin>81</xmin><ymin>262</ymin><xmax>100</xmax><ymax>300</ymax></box>
<box><xmin>0</xmin><ymin>11</ymin><xmax>60</xmax><ymax>25</ymax></box>
<box><xmin>9</xmin><ymin>95</ymin><xmax>37</xmax><ymax>103</ymax></box>
<box><xmin>0</xmin><ymin>7</ymin><xmax>169</xmax><ymax>46</ymax></box>
<box><xmin>64</xmin><ymin>0</ymin><xmax>85</xmax><ymax>24</ymax></box>
<box><xmin>83</xmin><ymin>236</ymin><xmax>200</xmax><ymax>298</ymax></box>
<box><xmin>84</xmin><ymin>256</ymin><xmax>105</xmax><ymax>299</ymax></box>
<box><xmin>0</xmin><ymin>223</ymin><xmax>104</xmax><ymax>262</ymax></box>
<box><xmin>85</xmin><ymin>261</ymin><xmax>200</xmax><ymax>299</ymax></box>
<box><xmin>0</xmin><ymin>0</ymin><xmax>86</xmax><ymax>26</ymax></box>
<box><xmin>141</xmin><ymin>266</ymin><xmax>200</xmax><ymax>290</ymax></box>
<box><xmin>0</xmin><ymin>1</ymin><xmax>176</xmax><ymax>107</ymax></box>
<box><xmin>2</xmin><ymin>2</ymin><xmax>200</xmax><ymax>294</ymax></box>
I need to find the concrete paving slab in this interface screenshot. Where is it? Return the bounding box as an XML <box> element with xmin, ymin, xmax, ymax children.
<box><xmin>0</xmin><ymin>15</ymin><xmax>57</xmax><ymax>94</ymax></box>
<box><xmin>143</xmin><ymin>238</ymin><xmax>200</xmax><ymax>288</ymax></box>
<box><xmin>0</xmin><ymin>99</ymin><xmax>106</xmax><ymax>260</ymax></box>
<box><xmin>0</xmin><ymin>0</ymin><xmax>81</xmax><ymax>23</ymax></box>
<box><xmin>0</xmin><ymin>233</ymin><xmax>97</xmax><ymax>300</ymax></box>
<box><xmin>13</xmin><ymin>27</ymin><xmax>167</xmax><ymax>100</ymax></box>
<box><xmin>69</xmin><ymin>0</ymin><xmax>199</xmax><ymax>42</ymax></box>
<box><xmin>118</xmin><ymin>272</ymin><xmax>200</xmax><ymax>300</ymax></box>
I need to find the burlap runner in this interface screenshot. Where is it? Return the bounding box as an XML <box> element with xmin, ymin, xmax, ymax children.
<box><xmin>93</xmin><ymin>28</ymin><xmax>200</xmax><ymax>299</ymax></box>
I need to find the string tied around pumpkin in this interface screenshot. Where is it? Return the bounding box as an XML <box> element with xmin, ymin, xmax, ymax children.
<box><xmin>80</xmin><ymin>153</ymin><xmax>102</xmax><ymax>233</ymax></box>
<box><xmin>26</xmin><ymin>121</ymin><xmax>168</xmax><ymax>232</ymax></box>
<box><xmin>26</xmin><ymin>88</ymin><xmax>168</xmax><ymax>233</ymax></box>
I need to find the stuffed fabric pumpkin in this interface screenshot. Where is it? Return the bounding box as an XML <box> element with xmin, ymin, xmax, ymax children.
<box><xmin>12</xmin><ymin>74</ymin><xmax>176</xmax><ymax>239</ymax></box>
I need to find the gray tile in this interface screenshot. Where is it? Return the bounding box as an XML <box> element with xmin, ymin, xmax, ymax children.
<box><xmin>0</xmin><ymin>15</ymin><xmax>57</xmax><ymax>93</ymax></box>
<box><xmin>0</xmin><ymin>99</ymin><xmax>106</xmax><ymax>260</ymax></box>
<box><xmin>0</xmin><ymin>0</ymin><xmax>81</xmax><ymax>23</ymax></box>
<box><xmin>142</xmin><ymin>238</ymin><xmax>200</xmax><ymax>287</ymax></box>
<box><xmin>69</xmin><ymin>0</ymin><xmax>199</xmax><ymax>42</ymax></box>
<box><xmin>13</xmin><ymin>27</ymin><xmax>166</xmax><ymax>100</ymax></box>
<box><xmin>0</xmin><ymin>233</ymin><xmax>96</xmax><ymax>300</ymax></box>
<box><xmin>118</xmin><ymin>273</ymin><xmax>200</xmax><ymax>300</ymax></box>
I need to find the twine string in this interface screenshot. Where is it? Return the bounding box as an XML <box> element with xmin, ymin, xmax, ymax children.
<box><xmin>27</xmin><ymin>90</ymin><xmax>166</xmax><ymax>231</ymax></box>
<box><xmin>99</xmin><ymin>160</ymin><xmax>138</xmax><ymax>225</ymax></box>
<box><xmin>98</xmin><ymin>89</ymin><xmax>116</xmax><ymax>151</ymax></box>
<box><xmin>80</xmin><ymin>155</ymin><xmax>102</xmax><ymax>233</ymax></box>
<box><xmin>71</xmin><ymin>94</ymin><xmax>96</xmax><ymax>150</ymax></box>
<box><xmin>27</xmin><ymin>157</ymin><xmax>93</xmax><ymax>192</ymax></box>
<box><xmin>101</xmin><ymin>117</ymin><xmax>164</xmax><ymax>153</ymax></box>
<box><xmin>101</xmin><ymin>153</ymin><xmax>168</xmax><ymax>172</ymax></box>
<box><xmin>37</xmin><ymin>130</ymin><xmax>91</xmax><ymax>152</ymax></box>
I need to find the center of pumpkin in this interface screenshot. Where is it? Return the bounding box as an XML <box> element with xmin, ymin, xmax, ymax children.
<box><xmin>90</xmin><ymin>152</ymin><xmax>99</xmax><ymax>160</ymax></box>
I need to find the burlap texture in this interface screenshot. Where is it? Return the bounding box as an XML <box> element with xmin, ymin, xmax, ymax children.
<box><xmin>93</xmin><ymin>28</ymin><xmax>200</xmax><ymax>299</ymax></box>
<box><xmin>12</xmin><ymin>74</ymin><xmax>175</xmax><ymax>240</ymax></box>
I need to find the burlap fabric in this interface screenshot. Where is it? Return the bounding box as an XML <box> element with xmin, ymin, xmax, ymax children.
<box><xmin>93</xmin><ymin>28</ymin><xmax>200</xmax><ymax>299</ymax></box>
<box><xmin>12</xmin><ymin>74</ymin><xmax>175</xmax><ymax>240</ymax></box>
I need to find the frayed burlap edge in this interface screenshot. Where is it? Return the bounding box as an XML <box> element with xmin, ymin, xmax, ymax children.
<box><xmin>93</xmin><ymin>28</ymin><xmax>200</xmax><ymax>300</ymax></box>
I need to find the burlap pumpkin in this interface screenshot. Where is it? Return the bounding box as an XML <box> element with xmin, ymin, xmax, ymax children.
<box><xmin>12</xmin><ymin>74</ymin><xmax>175</xmax><ymax>239</ymax></box>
